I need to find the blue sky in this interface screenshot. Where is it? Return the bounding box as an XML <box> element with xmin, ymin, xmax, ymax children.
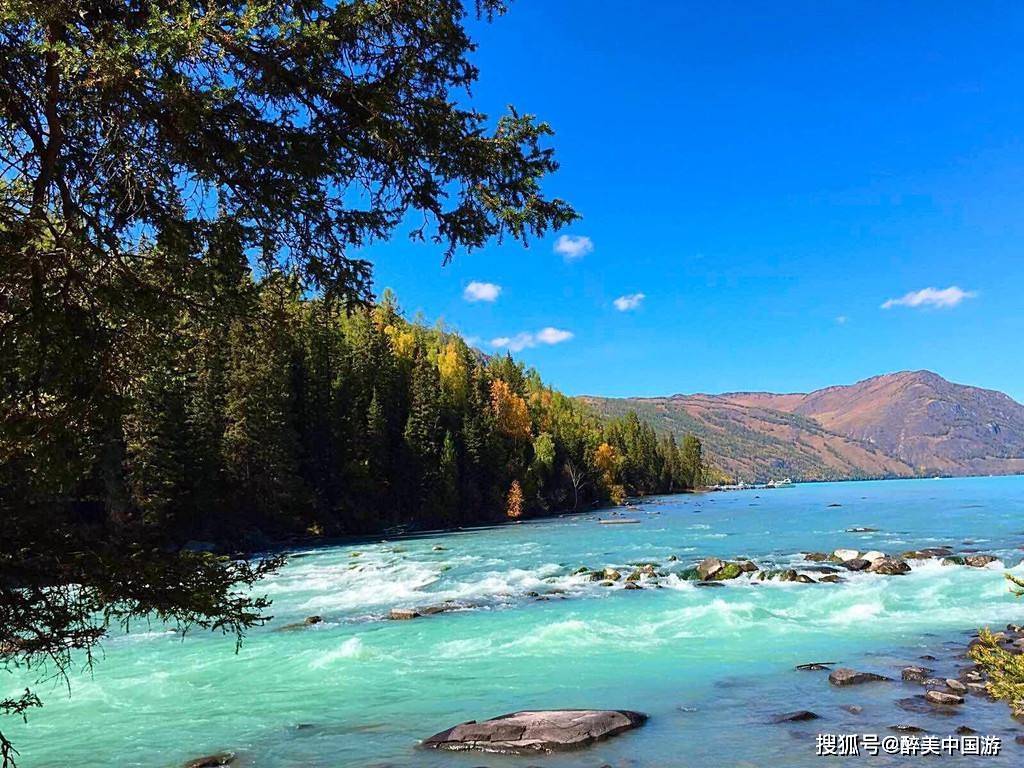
<box><xmin>367</xmin><ymin>1</ymin><xmax>1024</xmax><ymax>400</ymax></box>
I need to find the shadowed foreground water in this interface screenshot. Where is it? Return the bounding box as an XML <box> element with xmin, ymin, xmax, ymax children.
<box><xmin>6</xmin><ymin>476</ymin><xmax>1024</xmax><ymax>767</ymax></box>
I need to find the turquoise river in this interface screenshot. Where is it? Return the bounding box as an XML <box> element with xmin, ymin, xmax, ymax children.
<box><xmin>6</xmin><ymin>476</ymin><xmax>1024</xmax><ymax>767</ymax></box>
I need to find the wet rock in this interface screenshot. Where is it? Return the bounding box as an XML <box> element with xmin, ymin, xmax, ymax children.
<box><xmin>897</xmin><ymin>696</ymin><xmax>934</xmax><ymax>715</ymax></box>
<box><xmin>889</xmin><ymin>724</ymin><xmax>924</xmax><ymax>733</ymax></box>
<box><xmin>818</xmin><ymin>574</ymin><xmax>844</xmax><ymax>583</ymax></box>
<box><xmin>572</xmin><ymin>567</ymin><xmax>590</xmax><ymax>576</ymax></box>
<box><xmin>678</xmin><ymin>568</ymin><xmax>701</xmax><ymax>581</ymax></box>
<box><xmin>694</xmin><ymin>581</ymin><xmax>724</xmax><ymax>588</ymax></box>
<box><xmin>697</xmin><ymin>557</ymin><xmax>725</xmax><ymax>580</ymax></box>
<box><xmin>941</xmin><ymin>556</ymin><xmax>966</xmax><ymax>566</ymax></box>
<box><xmin>862</xmin><ymin>550</ymin><xmax>886</xmax><ymax>563</ymax></box>
<box><xmin>183</xmin><ymin>754</ymin><xmax>236</xmax><ymax>768</ymax></box>
<box><xmin>422</xmin><ymin>709</ymin><xmax>648</xmax><ymax>753</ymax></box>
<box><xmin>843</xmin><ymin>705</ymin><xmax>863</xmax><ymax>714</ymax></box>
<box><xmin>833</xmin><ymin>549</ymin><xmax>860</xmax><ymax>562</ymax></box>
<box><xmin>433</xmin><ymin>545</ymin><xmax>447</xmax><ymax>551</ymax></box>
<box><xmin>738</xmin><ymin>561</ymin><xmax>758</xmax><ymax>573</ymax></box>
<box><xmin>847</xmin><ymin>527</ymin><xmax>878</xmax><ymax>533</ymax></box>
<box><xmin>920</xmin><ymin>654</ymin><xmax>938</xmax><ymax>661</ymax></box>
<box><xmin>956</xmin><ymin>726</ymin><xmax>977</xmax><ymax>735</ymax></box>
<box><xmin>842</xmin><ymin>558</ymin><xmax>871</xmax><ymax>572</ymax></box>
<box><xmin>964</xmin><ymin>555</ymin><xmax>998</xmax><ymax>568</ymax></box>
<box><xmin>796</xmin><ymin>662</ymin><xmax>836</xmax><ymax>671</ymax></box>
<box><xmin>772</xmin><ymin>710</ymin><xmax>819</xmax><ymax>723</ymax></box>
<box><xmin>945</xmin><ymin>679</ymin><xmax>967</xmax><ymax>693</ymax></box>
<box><xmin>777</xmin><ymin>569</ymin><xmax>800</xmax><ymax>582</ymax></box>
<box><xmin>925</xmin><ymin>690</ymin><xmax>963</xmax><ymax>706</ymax></box>
<box><xmin>712</xmin><ymin>562</ymin><xmax>744</xmax><ymax>580</ymax></box>
<box><xmin>901</xmin><ymin>666</ymin><xmax>935</xmax><ymax>683</ymax></box>
<box><xmin>829</xmin><ymin>668</ymin><xmax>891</xmax><ymax>686</ymax></box>
<box><xmin>795</xmin><ymin>574</ymin><xmax>817</xmax><ymax>584</ymax></box>
<box><xmin>390</xmin><ymin>608</ymin><xmax>420</xmax><ymax>620</ymax></box>
<box><xmin>1016</xmin><ymin>735</ymin><xmax>1024</xmax><ymax>746</ymax></box>
<box><xmin>305</xmin><ymin>615</ymin><xmax>322</xmax><ymax>625</ymax></box>
<box><xmin>602</xmin><ymin>568</ymin><xmax>622</xmax><ymax>582</ymax></box>
<box><xmin>667</xmin><ymin>555</ymin><xmax>678</xmax><ymax>562</ymax></box>
<box><xmin>804</xmin><ymin>552</ymin><xmax>829</xmax><ymax>562</ymax></box>
<box><xmin>903</xmin><ymin>547</ymin><xmax>953</xmax><ymax>559</ymax></box>
<box><xmin>868</xmin><ymin>557</ymin><xmax>911</xmax><ymax>576</ymax></box>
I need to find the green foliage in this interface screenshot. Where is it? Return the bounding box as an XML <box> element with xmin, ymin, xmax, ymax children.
<box><xmin>969</xmin><ymin>573</ymin><xmax>1024</xmax><ymax>717</ymax></box>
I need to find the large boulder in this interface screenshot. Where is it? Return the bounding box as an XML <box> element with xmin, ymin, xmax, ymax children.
<box><xmin>925</xmin><ymin>690</ymin><xmax>964</xmax><ymax>706</ymax></box>
<box><xmin>861</xmin><ymin>550</ymin><xmax>886</xmax><ymax>563</ymax></box>
<box><xmin>833</xmin><ymin>549</ymin><xmax>860</xmax><ymax>562</ymax></box>
<box><xmin>842</xmin><ymin>558</ymin><xmax>871</xmax><ymax>572</ymax></box>
<box><xmin>697</xmin><ymin>557</ymin><xmax>725</xmax><ymax>580</ymax></box>
<box><xmin>964</xmin><ymin>555</ymin><xmax>998</xmax><ymax>568</ymax></box>
<box><xmin>829</xmin><ymin>668</ymin><xmax>891</xmax><ymax>686</ymax></box>
<box><xmin>422</xmin><ymin>710</ymin><xmax>648</xmax><ymax>754</ymax></box>
<box><xmin>712</xmin><ymin>562</ymin><xmax>744</xmax><ymax>580</ymax></box>
<box><xmin>868</xmin><ymin>557</ymin><xmax>911</xmax><ymax>576</ymax></box>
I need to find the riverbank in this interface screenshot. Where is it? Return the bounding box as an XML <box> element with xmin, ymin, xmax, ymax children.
<box><xmin>7</xmin><ymin>476</ymin><xmax>1024</xmax><ymax>768</ymax></box>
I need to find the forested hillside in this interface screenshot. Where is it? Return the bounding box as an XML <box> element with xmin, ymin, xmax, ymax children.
<box><xmin>43</xmin><ymin>257</ymin><xmax>705</xmax><ymax>548</ymax></box>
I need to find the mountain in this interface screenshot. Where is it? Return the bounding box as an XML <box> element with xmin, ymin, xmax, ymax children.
<box><xmin>581</xmin><ymin>371</ymin><xmax>1024</xmax><ymax>483</ymax></box>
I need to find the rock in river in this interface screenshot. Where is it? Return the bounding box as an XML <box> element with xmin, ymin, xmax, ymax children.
<box><xmin>422</xmin><ymin>710</ymin><xmax>648</xmax><ymax>753</ymax></box>
<box><xmin>829</xmin><ymin>668</ymin><xmax>891</xmax><ymax>686</ymax></box>
<box><xmin>772</xmin><ymin>710</ymin><xmax>819</xmax><ymax>723</ymax></box>
<box><xmin>389</xmin><ymin>608</ymin><xmax>420</xmax><ymax>620</ymax></box>
<box><xmin>868</xmin><ymin>557</ymin><xmax>911</xmax><ymax>575</ymax></box>
<box><xmin>842</xmin><ymin>558</ymin><xmax>871</xmax><ymax>572</ymax></box>
<box><xmin>183</xmin><ymin>754</ymin><xmax>235</xmax><ymax>768</ymax></box>
<box><xmin>901</xmin><ymin>665</ymin><xmax>934</xmax><ymax>683</ymax></box>
<box><xmin>925</xmin><ymin>690</ymin><xmax>964</xmax><ymax>706</ymax></box>
<box><xmin>833</xmin><ymin>549</ymin><xmax>860</xmax><ymax>562</ymax></box>
<box><xmin>964</xmin><ymin>554</ymin><xmax>998</xmax><ymax>568</ymax></box>
<box><xmin>697</xmin><ymin>557</ymin><xmax>724</xmax><ymax>580</ymax></box>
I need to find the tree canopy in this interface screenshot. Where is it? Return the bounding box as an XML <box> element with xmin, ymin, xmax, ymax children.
<box><xmin>1</xmin><ymin>2</ymin><xmax>578</xmax><ymax>764</ymax></box>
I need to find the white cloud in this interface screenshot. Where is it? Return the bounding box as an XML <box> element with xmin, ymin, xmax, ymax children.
<box><xmin>613</xmin><ymin>292</ymin><xmax>646</xmax><ymax>311</ymax></box>
<box><xmin>463</xmin><ymin>281</ymin><xmax>501</xmax><ymax>303</ymax></box>
<box><xmin>553</xmin><ymin>234</ymin><xmax>594</xmax><ymax>262</ymax></box>
<box><xmin>490</xmin><ymin>327</ymin><xmax>574</xmax><ymax>352</ymax></box>
<box><xmin>881</xmin><ymin>286</ymin><xmax>977</xmax><ymax>310</ymax></box>
<box><xmin>535</xmin><ymin>327</ymin><xmax>574</xmax><ymax>344</ymax></box>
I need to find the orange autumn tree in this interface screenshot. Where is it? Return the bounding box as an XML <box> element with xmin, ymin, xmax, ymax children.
<box><xmin>490</xmin><ymin>379</ymin><xmax>532</xmax><ymax>440</ymax></box>
<box><xmin>506</xmin><ymin>480</ymin><xmax>524</xmax><ymax>519</ymax></box>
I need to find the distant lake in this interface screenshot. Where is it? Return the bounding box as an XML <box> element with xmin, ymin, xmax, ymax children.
<box><xmin>8</xmin><ymin>476</ymin><xmax>1024</xmax><ymax>767</ymax></box>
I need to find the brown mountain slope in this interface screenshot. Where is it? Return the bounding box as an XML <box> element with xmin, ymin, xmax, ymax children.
<box><xmin>583</xmin><ymin>371</ymin><xmax>1024</xmax><ymax>482</ymax></box>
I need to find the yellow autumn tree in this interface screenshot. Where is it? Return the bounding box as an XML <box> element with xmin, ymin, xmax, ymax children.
<box><xmin>506</xmin><ymin>479</ymin><xmax>524</xmax><ymax>519</ymax></box>
<box><xmin>436</xmin><ymin>339</ymin><xmax>468</xmax><ymax>405</ymax></box>
<box><xmin>383</xmin><ymin>324</ymin><xmax>416</xmax><ymax>360</ymax></box>
<box><xmin>594</xmin><ymin>442</ymin><xmax>626</xmax><ymax>505</ymax></box>
<box><xmin>490</xmin><ymin>379</ymin><xmax>532</xmax><ymax>440</ymax></box>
